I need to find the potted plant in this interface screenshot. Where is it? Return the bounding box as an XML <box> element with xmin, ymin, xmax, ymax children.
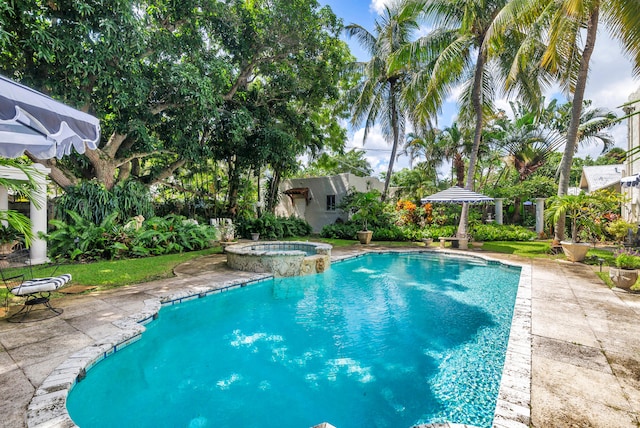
<box><xmin>349</xmin><ymin>191</ymin><xmax>382</xmax><ymax>245</ymax></box>
<box><xmin>609</xmin><ymin>248</ymin><xmax>640</xmax><ymax>290</ymax></box>
<box><xmin>0</xmin><ymin>224</ymin><xmax>22</xmax><ymax>255</ymax></box>
<box><xmin>545</xmin><ymin>193</ymin><xmax>608</xmax><ymax>262</ymax></box>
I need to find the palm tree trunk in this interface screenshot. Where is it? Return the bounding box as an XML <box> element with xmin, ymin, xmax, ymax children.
<box><xmin>457</xmin><ymin>47</ymin><xmax>486</xmax><ymax>238</ymax></box>
<box><xmin>382</xmin><ymin>81</ymin><xmax>400</xmax><ymax>202</ymax></box>
<box><xmin>554</xmin><ymin>7</ymin><xmax>599</xmax><ymax>241</ymax></box>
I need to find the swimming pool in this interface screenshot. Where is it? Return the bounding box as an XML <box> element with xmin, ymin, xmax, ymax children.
<box><xmin>67</xmin><ymin>252</ymin><xmax>521</xmax><ymax>427</ymax></box>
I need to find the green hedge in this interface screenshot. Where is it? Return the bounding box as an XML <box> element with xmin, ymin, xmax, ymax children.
<box><xmin>320</xmin><ymin>222</ymin><xmax>536</xmax><ymax>242</ymax></box>
<box><xmin>470</xmin><ymin>224</ymin><xmax>537</xmax><ymax>241</ymax></box>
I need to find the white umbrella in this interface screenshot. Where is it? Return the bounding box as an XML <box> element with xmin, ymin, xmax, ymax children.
<box><xmin>421</xmin><ymin>186</ymin><xmax>494</xmax><ymax>204</ymax></box>
<box><xmin>0</xmin><ymin>74</ymin><xmax>100</xmax><ymax>159</ymax></box>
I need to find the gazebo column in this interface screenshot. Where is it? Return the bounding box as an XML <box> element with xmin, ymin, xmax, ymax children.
<box><xmin>0</xmin><ymin>187</ymin><xmax>7</xmax><ymax>227</ymax></box>
<box><xmin>495</xmin><ymin>198</ymin><xmax>504</xmax><ymax>225</ymax></box>
<box><xmin>535</xmin><ymin>198</ymin><xmax>545</xmax><ymax>236</ymax></box>
<box><xmin>29</xmin><ymin>164</ymin><xmax>49</xmax><ymax>265</ymax></box>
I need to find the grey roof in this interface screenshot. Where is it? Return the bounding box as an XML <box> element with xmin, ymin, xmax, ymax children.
<box><xmin>579</xmin><ymin>164</ymin><xmax>624</xmax><ymax>193</ymax></box>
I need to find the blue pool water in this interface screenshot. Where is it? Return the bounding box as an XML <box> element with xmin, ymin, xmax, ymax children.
<box><xmin>67</xmin><ymin>253</ymin><xmax>520</xmax><ymax>428</ymax></box>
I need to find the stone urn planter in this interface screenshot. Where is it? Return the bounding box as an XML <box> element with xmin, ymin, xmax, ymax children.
<box><xmin>357</xmin><ymin>230</ymin><xmax>373</xmax><ymax>245</ymax></box>
<box><xmin>560</xmin><ymin>241</ymin><xmax>590</xmax><ymax>262</ymax></box>
<box><xmin>422</xmin><ymin>238</ymin><xmax>433</xmax><ymax>246</ymax></box>
<box><xmin>609</xmin><ymin>267</ymin><xmax>639</xmax><ymax>290</ymax></box>
<box><xmin>0</xmin><ymin>241</ymin><xmax>16</xmax><ymax>255</ymax></box>
<box><xmin>251</xmin><ymin>233</ymin><xmax>260</xmax><ymax>241</ymax></box>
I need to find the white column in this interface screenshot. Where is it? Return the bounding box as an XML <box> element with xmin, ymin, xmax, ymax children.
<box><xmin>495</xmin><ymin>198</ymin><xmax>504</xmax><ymax>225</ymax></box>
<box><xmin>535</xmin><ymin>198</ymin><xmax>545</xmax><ymax>235</ymax></box>
<box><xmin>29</xmin><ymin>164</ymin><xmax>49</xmax><ymax>265</ymax></box>
<box><xmin>0</xmin><ymin>187</ymin><xmax>7</xmax><ymax>227</ymax></box>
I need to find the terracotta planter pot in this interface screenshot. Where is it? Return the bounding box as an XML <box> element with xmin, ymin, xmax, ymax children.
<box><xmin>357</xmin><ymin>230</ymin><xmax>373</xmax><ymax>245</ymax></box>
<box><xmin>560</xmin><ymin>241</ymin><xmax>590</xmax><ymax>262</ymax></box>
<box><xmin>609</xmin><ymin>267</ymin><xmax>639</xmax><ymax>290</ymax></box>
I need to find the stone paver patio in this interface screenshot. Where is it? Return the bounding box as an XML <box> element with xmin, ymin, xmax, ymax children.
<box><xmin>0</xmin><ymin>246</ymin><xmax>638</xmax><ymax>427</ymax></box>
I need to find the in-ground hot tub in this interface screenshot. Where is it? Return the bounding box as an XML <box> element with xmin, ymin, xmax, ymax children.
<box><xmin>225</xmin><ymin>241</ymin><xmax>332</xmax><ymax>277</ymax></box>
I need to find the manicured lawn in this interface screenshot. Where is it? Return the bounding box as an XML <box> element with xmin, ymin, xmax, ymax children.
<box><xmin>0</xmin><ymin>247</ymin><xmax>222</xmax><ymax>306</ymax></box>
<box><xmin>64</xmin><ymin>247</ymin><xmax>221</xmax><ymax>288</ymax></box>
<box><xmin>481</xmin><ymin>241</ymin><xmax>553</xmax><ymax>256</ymax></box>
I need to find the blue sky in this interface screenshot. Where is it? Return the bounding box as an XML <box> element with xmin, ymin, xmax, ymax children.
<box><xmin>319</xmin><ymin>0</ymin><xmax>639</xmax><ymax>177</ymax></box>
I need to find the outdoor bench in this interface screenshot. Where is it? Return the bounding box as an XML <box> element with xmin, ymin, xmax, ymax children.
<box><xmin>438</xmin><ymin>236</ymin><xmax>469</xmax><ymax>250</ymax></box>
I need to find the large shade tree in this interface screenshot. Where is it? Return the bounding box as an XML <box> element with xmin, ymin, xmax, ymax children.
<box><xmin>0</xmin><ymin>0</ymin><xmax>349</xmax><ymax>203</ymax></box>
<box><xmin>0</xmin><ymin>0</ymin><xmax>225</xmax><ymax>189</ymax></box>
<box><xmin>205</xmin><ymin>0</ymin><xmax>350</xmax><ymax>216</ymax></box>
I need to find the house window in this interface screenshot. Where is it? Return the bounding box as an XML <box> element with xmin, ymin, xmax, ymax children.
<box><xmin>326</xmin><ymin>195</ymin><xmax>336</xmax><ymax>211</ymax></box>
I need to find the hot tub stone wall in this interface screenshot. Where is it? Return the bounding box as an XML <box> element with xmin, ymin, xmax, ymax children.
<box><xmin>225</xmin><ymin>241</ymin><xmax>332</xmax><ymax>277</ymax></box>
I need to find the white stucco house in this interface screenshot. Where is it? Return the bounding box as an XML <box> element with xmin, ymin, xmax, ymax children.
<box><xmin>621</xmin><ymin>87</ymin><xmax>640</xmax><ymax>223</ymax></box>
<box><xmin>274</xmin><ymin>173</ymin><xmax>386</xmax><ymax>233</ymax></box>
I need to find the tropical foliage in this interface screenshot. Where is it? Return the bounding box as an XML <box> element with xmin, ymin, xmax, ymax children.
<box><xmin>55</xmin><ymin>180</ymin><xmax>154</xmax><ymax>225</ymax></box>
<box><xmin>235</xmin><ymin>214</ymin><xmax>312</xmax><ymax>241</ymax></box>
<box><xmin>2</xmin><ymin>0</ymin><xmax>639</xmax><ymax>258</ymax></box>
<box><xmin>47</xmin><ymin>212</ymin><xmax>216</xmax><ymax>261</ymax></box>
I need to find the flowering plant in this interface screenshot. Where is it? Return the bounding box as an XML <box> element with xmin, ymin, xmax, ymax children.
<box><xmin>614</xmin><ymin>248</ymin><xmax>640</xmax><ymax>269</ymax></box>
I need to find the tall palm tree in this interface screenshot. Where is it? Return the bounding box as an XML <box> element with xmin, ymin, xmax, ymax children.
<box><xmin>491</xmin><ymin>0</ymin><xmax>640</xmax><ymax>240</ymax></box>
<box><xmin>344</xmin><ymin>0</ymin><xmax>420</xmax><ymax>201</ymax></box>
<box><xmin>392</xmin><ymin>0</ymin><xmax>532</xmax><ymax>238</ymax></box>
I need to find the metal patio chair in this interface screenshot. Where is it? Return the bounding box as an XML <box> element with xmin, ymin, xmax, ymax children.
<box><xmin>1</xmin><ymin>246</ymin><xmax>71</xmax><ymax>322</ymax></box>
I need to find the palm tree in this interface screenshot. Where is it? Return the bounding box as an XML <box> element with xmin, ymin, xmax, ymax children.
<box><xmin>491</xmin><ymin>0</ymin><xmax>640</xmax><ymax>240</ymax></box>
<box><xmin>344</xmin><ymin>0</ymin><xmax>420</xmax><ymax>201</ymax></box>
<box><xmin>540</xmin><ymin>99</ymin><xmax>618</xmax><ymax>157</ymax></box>
<box><xmin>392</xmin><ymin>0</ymin><xmax>529</xmax><ymax>238</ymax></box>
<box><xmin>437</xmin><ymin>122</ymin><xmax>473</xmax><ymax>187</ymax></box>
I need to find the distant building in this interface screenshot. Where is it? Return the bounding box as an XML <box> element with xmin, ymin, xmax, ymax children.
<box><xmin>579</xmin><ymin>164</ymin><xmax>623</xmax><ymax>194</ymax></box>
<box><xmin>622</xmin><ymin>87</ymin><xmax>640</xmax><ymax>223</ymax></box>
<box><xmin>274</xmin><ymin>173</ymin><xmax>386</xmax><ymax>233</ymax></box>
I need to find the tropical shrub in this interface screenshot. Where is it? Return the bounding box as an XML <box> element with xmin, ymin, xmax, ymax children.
<box><xmin>395</xmin><ymin>199</ymin><xmax>420</xmax><ymax>226</ymax></box>
<box><xmin>235</xmin><ymin>214</ymin><xmax>312</xmax><ymax>240</ymax></box>
<box><xmin>55</xmin><ymin>179</ymin><xmax>154</xmax><ymax>225</ymax></box>
<box><xmin>607</xmin><ymin>219</ymin><xmax>638</xmax><ymax>244</ymax></box>
<box><xmin>47</xmin><ymin>212</ymin><xmax>215</xmax><ymax>261</ymax></box>
<box><xmin>470</xmin><ymin>224</ymin><xmax>537</xmax><ymax>241</ymax></box>
<box><xmin>320</xmin><ymin>222</ymin><xmax>360</xmax><ymax>240</ymax></box>
<box><xmin>129</xmin><ymin>215</ymin><xmax>216</xmax><ymax>256</ymax></box>
<box><xmin>545</xmin><ymin>190</ymin><xmax>621</xmax><ymax>243</ymax></box>
<box><xmin>372</xmin><ymin>225</ymin><xmax>405</xmax><ymax>241</ymax></box>
<box><xmin>338</xmin><ymin>190</ymin><xmax>392</xmax><ymax>231</ymax></box>
<box><xmin>421</xmin><ymin>225</ymin><xmax>457</xmax><ymax>239</ymax></box>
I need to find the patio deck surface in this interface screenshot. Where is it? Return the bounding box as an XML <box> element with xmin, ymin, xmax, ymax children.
<box><xmin>0</xmin><ymin>246</ymin><xmax>638</xmax><ymax>427</ymax></box>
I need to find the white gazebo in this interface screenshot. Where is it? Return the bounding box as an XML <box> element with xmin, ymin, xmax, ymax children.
<box><xmin>0</xmin><ymin>163</ymin><xmax>50</xmax><ymax>264</ymax></box>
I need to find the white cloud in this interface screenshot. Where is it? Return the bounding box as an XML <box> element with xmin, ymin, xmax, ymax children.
<box><xmin>369</xmin><ymin>0</ymin><xmax>392</xmax><ymax>14</ymax></box>
<box><xmin>347</xmin><ymin>124</ymin><xmax>411</xmax><ymax>176</ymax></box>
<box><xmin>369</xmin><ymin>0</ymin><xmax>391</xmax><ymax>15</ymax></box>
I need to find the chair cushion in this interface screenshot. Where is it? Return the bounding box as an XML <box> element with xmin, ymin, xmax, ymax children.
<box><xmin>10</xmin><ymin>274</ymin><xmax>72</xmax><ymax>296</ymax></box>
